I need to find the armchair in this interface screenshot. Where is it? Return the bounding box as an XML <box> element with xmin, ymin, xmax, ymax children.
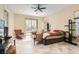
<box><xmin>32</xmin><ymin>30</ymin><xmax>43</xmax><ymax>45</ymax></box>
<box><xmin>14</xmin><ymin>29</ymin><xmax>24</xmax><ymax>39</ymax></box>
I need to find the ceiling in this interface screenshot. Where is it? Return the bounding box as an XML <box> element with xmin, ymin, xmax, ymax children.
<box><xmin>6</xmin><ymin>4</ymin><xmax>69</xmax><ymax>17</ymax></box>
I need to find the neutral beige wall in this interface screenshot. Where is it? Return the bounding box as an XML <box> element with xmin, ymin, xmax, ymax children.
<box><xmin>0</xmin><ymin>5</ymin><xmax>14</xmax><ymax>36</ymax></box>
<box><xmin>14</xmin><ymin>14</ymin><xmax>44</xmax><ymax>33</ymax></box>
<box><xmin>44</xmin><ymin>5</ymin><xmax>79</xmax><ymax>31</ymax></box>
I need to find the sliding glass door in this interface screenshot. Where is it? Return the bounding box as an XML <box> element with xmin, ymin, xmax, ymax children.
<box><xmin>25</xmin><ymin>19</ymin><xmax>38</xmax><ymax>32</ymax></box>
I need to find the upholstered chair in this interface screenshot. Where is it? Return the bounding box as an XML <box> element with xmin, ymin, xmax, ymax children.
<box><xmin>14</xmin><ymin>29</ymin><xmax>24</xmax><ymax>39</ymax></box>
<box><xmin>32</xmin><ymin>29</ymin><xmax>44</xmax><ymax>45</ymax></box>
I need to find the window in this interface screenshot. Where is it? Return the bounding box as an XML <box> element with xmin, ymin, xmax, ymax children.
<box><xmin>0</xmin><ymin>20</ymin><xmax>5</xmax><ymax>36</ymax></box>
<box><xmin>0</xmin><ymin>10</ymin><xmax>8</xmax><ymax>37</ymax></box>
<box><xmin>74</xmin><ymin>11</ymin><xmax>79</xmax><ymax>36</ymax></box>
<box><xmin>25</xmin><ymin>19</ymin><xmax>38</xmax><ymax>32</ymax></box>
<box><xmin>76</xmin><ymin>19</ymin><xmax>79</xmax><ymax>36</ymax></box>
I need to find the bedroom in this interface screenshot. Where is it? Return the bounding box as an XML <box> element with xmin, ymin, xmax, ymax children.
<box><xmin>0</xmin><ymin>4</ymin><xmax>79</xmax><ymax>54</ymax></box>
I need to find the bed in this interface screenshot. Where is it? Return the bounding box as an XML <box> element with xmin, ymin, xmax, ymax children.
<box><xmin>43</xmin><ymin>30</ymin><xmax>65</xmax><ymax>45</ymax></box>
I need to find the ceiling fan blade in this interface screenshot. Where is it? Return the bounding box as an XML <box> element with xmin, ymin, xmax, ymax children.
<box><xmin>34</xmin><ymin>9</ymin><xmax>38</xmax><ymax>12</ymax></box>
<box><xmin>39</xmin><ymin>9</ymin><xmax>43</xmax><ymax>12</ymax></box>
<box><xmin>40</xmin><ymin>7</ymin><xmax>46</xmax><ymax>9</ymax></box>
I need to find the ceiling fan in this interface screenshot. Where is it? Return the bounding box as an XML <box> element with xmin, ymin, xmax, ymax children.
<box><xmin>31</xmin><ymin>4</ymin><xmax>46</xmax><ymax>12</ymax></box>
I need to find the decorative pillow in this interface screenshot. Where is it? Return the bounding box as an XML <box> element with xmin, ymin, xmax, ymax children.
<box><xmin>53</xmin><ymin>30</ymin><xmax>60</xmax><ymax>32</ymax></box>
<box><xmin>49</xmin><ymin>29</ymin><xmax>64</xmax><ymax>36</ymax></box>
<box><xmin>49</xmin><ymin>32</ymin><xmax>60</xmax><ymax>36</ymax></box>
